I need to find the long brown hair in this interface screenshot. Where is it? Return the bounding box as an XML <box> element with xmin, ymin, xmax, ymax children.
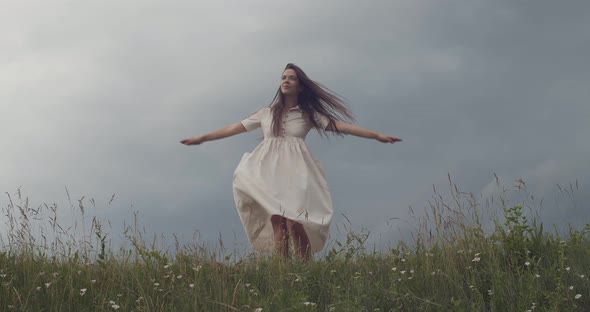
<box><xmin>268</xmin><ymin>63</ymin><xmax>355</xmax><ymax>138</ymax></box>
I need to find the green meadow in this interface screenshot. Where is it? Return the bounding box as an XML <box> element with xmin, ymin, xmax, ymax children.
<box><xmin>1</xmin><ymin>179</ymin><xmax>588</xmax><ymax>311</ymax></box>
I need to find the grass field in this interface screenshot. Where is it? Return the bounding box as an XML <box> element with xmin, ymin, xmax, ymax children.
<box><xmin>1</xmin><ymin>179</ymin><xmax>588</xmax><ymax>311</ymax></box>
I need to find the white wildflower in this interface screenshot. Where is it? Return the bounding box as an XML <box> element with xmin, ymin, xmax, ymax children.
<box><xmin>254</xmin><ymin>309</ymin><xmax>263</xmax><ymax>312</ymax></box>
<box><xmin>566</xmin><ymin>267</ymin><xmax>571</xmax><ymax>271</ymax></box>
<box><xmin>91</xmin><ymin>279</ymin><xmax>96</xmax><ymax>284</ymax></box>
<box><xmin>579</xmin><ymin>274</ymin><xmax>585</xmax><ymax>278</ymax></box>
<box><xmin>164</xmin><ymin>264</ymin><xmax>171</xmax><ymax>269</ymax></box>
<box><xmin>111</xmin><ymin>304</ymin><xmax>120</xmax><ymax>310</ymax></box>
<box><xmin>189</xmin><ymin>284</ymin><xmax>195</xmax><ymax>288</ymax></box>
<box><xmin>36</xmin><ymin>286</ymin><xmax>41</xmax><ymax>291</ymax></box>
<box><xmin>488</xmin><ymin>289</ymin><xmax>494</xmax><ymax>295</ymax></box>
<box><xmin>177</xmin><ymin>275</ymin><xmax>182</xmax><ymax>279</ymax></box>
<box><xmin>44</xmin><ymin>282</ymin><xmax>51</xmax><ymax>288</ymax></box>
<box><xmin>472</xmin><ymin>257</ymin><xmax>481</xmax><ymax>262</ymax></box>
<box><xmin>569</xmin><ymin>286</ymin><xmax>574</xmax><ymax>290</ymax></box>
<box><xmin>400</xmin><ymin>270</ymin><xmax>406</xmax><ymax>275</ymax></box>
<box><xmin>535</xmin><ymin>274</ymin><xmax>541</xmax><ymax>278</ymax></box>
<box><xmin>80</xmin><ymin>288</ymin><xmax>87</xmax><ymax>296</ymax></box>
<box><xmin>154</xmin><ymin>283</ymin><xmax>160</xmax><ymax>287</ymax></box>
<box><xmin>391</xmin><ymin>267</ymin><xmax>397</xmax><ymax>272</ymax></box>
<box><xmin>303</xmin><ymin>302</ymin><xmax>317</xmax><ymax>307</ymax></box>
<box><xmin>192</xmin><ymin>265</ymin><xmax>202</xmax><ymax>272</ymax></box>
<box><xmin>410</xmin><ymin>269</ymin><xmax>414</xmax><ymax>274</ymax></box>
<box><xmin>575</xmin><ymin>294</ymin><xmax>582</xmax><ymax>299</ymax></box>
<box><xmin>52</xmin><ymin>272</ymin><xmax>59</xmax><ymax>277</ymax></box>
<box><xmin>525</xmin><ymin>261</ymin><xmax>530</xmax><ymax>266</ymax></box>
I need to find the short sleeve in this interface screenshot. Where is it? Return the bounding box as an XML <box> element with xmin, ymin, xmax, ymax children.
<box><xmin>241</xmin><ymin>107</ymin><xmax>267</xmax><ymax>132</ymax></box>
<box><xmin>313</xmin><ymin>112</ymin><xmax>331</xmax><ymax>130</ymax></box>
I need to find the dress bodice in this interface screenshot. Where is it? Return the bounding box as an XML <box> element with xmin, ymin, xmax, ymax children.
<box><xmin>241</xmin><ymin>105</ymin><xmax>330</xmax><ymax>140</ymax></box>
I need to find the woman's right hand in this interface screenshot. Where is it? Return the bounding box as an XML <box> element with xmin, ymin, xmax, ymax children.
<box><xmin>180</xmin><ymin>136</ymin><xmax>206</xmax><ymax>145</ymax></box>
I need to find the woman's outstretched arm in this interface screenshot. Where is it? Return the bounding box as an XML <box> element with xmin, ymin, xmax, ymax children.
<box><xmin>180</xmin><ymin>122</ymin><xmax>247</xmax><ymax>145</ymax></box>
<box><xmin>328</xmin><ymin>120</ymin><xmax>402</xmax><ymax>144</ymax></box>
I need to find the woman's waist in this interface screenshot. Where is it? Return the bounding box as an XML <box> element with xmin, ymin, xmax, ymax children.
<box><xmin>263</xmin><ymin>136</ymin><xmax>306</xmax><ymax>142</ymax></box>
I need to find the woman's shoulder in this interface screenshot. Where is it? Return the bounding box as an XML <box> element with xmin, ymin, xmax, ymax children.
<box><xmin>253</xmin><ymin>105</ymin><xmax>271</xmax><ymax>112</ymax></box>
<box><xmin>253</xmin><ymin>105</ymin><xmax>271</xmax><ymax>114</ymax></box>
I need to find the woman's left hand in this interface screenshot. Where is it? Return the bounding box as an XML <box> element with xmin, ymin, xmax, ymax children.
<box><xmin>376</xmin><ymin>134</ymin><xmax>402</xmax><ymax>144</ymax></box>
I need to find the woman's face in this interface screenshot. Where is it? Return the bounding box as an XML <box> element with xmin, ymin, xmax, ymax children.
<box><xmin>280</xmin><ymin>68</ymin><xmax>301</xmax><ymax>96</ymax></box>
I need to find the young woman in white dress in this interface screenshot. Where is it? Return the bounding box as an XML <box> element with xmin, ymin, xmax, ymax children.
<box><xmin>181</xmin><ymin>63</ymin><xmax>401</xmax><ymax>260</ymax></box>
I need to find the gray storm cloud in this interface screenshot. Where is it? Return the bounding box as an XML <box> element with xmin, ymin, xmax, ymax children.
<box><xmin>1</xmin><ymin>0</ymin><xmax>588</xmax><ymax>253</ymax></box>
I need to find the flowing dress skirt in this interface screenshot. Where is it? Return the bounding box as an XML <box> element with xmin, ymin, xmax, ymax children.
<box><xmin>232</xmin><ymin>137</ymin><xmax>333</xmax><ymax>253</ymax></box>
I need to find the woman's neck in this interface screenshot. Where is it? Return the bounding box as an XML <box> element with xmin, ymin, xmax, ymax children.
<box><xmin>284</xmin><ymin>95</ymin><xmax>298</xmax><ymax>110</ymax></box>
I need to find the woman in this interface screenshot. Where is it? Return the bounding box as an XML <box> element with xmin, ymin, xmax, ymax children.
<box><xmin>180</xmin><ymin>63</ymin><xmax>401</xmax><ymax>260</ymax></box>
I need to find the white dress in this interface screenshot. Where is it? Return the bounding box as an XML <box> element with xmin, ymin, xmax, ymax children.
<box><xmin>232</xmin><ymin>105</ymin><xmax>333</xmax><ymax>253</ymax></box>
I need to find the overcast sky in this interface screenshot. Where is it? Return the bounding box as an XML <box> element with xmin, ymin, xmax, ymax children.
<box><xmin>1</xmin><ymin>0</ymin><xmax>589</xmax><ymax>256</ymax></box>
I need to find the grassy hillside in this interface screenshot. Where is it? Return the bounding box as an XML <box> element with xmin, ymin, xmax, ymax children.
<box><xmin>1</xmin><ymin>180</ymin><xmax>588</xmax><ymax>311</ymax></box>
